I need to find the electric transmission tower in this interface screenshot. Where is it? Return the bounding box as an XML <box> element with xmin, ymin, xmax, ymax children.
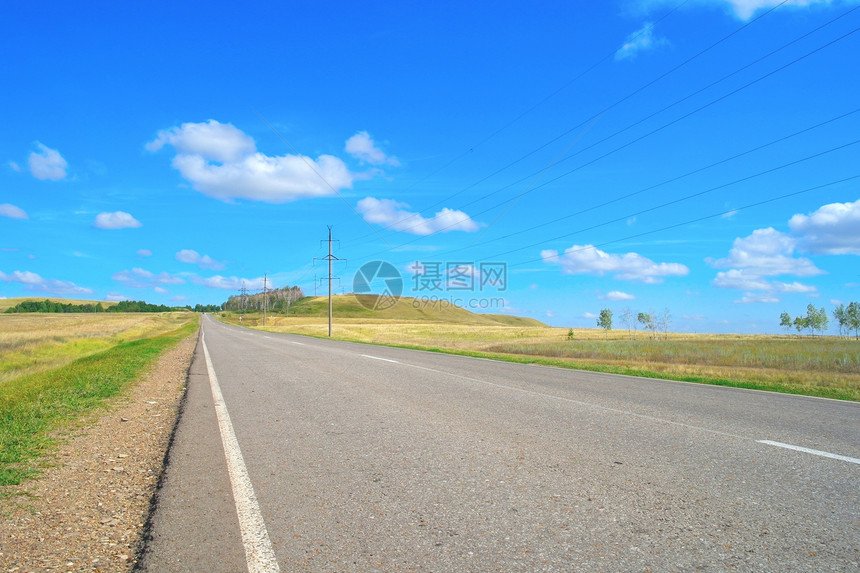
<box><xmin>314</xmin><ymin>225</ymin><xmax>345</xmax><ymax>337</ymax></box>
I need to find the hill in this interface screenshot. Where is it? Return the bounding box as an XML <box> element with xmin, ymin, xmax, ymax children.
<box><xmin>284</xmin><ymin>295</ymin><xmax>546</xmax><ymax>327</ymax></box>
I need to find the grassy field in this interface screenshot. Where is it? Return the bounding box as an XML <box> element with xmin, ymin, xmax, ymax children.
<box><xmin>0</xmin><ymin>312</ymin><xmax>194</xmax><ymax>384</ymax></box>
<box><xmin>0</xmin><ymin>311</ymin><xmax>198</xmax><ymax>487</ymax></box>
<box><xmin>222</xmin><ymin>295</ymin><xmax>860</xmax><ymax>402</ymax></box>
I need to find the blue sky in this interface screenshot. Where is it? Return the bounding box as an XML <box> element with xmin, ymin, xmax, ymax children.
<box><xmin>2</xmin><ymin>0</ymin><xmax>858</xmax><ymax>333</ymax></box>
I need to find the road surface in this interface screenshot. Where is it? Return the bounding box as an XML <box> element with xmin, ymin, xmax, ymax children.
<box><xmin>138</xmin><ymin>315</ymin><xmax>859</xmax><ymax>572</ymax></box>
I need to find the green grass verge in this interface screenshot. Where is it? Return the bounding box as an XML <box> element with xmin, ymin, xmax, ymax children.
<box><xmin>0</xmin><ymin>321</ymin><xmax>197</xmax><ymax>487</ymax></box>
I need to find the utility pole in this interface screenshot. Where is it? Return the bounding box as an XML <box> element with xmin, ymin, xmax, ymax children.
<box><xmin>314</xmin><ymin>226</ymin><xmax>344</xmax><ymax>337</ymax></box>
<box><xmin>262</xmin><ymin>273</ymin><xmax>268</xmax><ymax>327</ymax></box>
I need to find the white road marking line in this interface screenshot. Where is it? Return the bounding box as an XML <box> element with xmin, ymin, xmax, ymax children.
<box><xmin>263</xmin><ymin>336</ymin><xmax>272</xmax><ymax>339</ymax></box>
<box><xmin>757</xmin><ymin>440</ymin><xmax>860</xmax><ymax>465</ymax></box>
<box><xmin>289</xmin><ymin>341</ymin><xmax>305</xmax><ymax>346</ymax></box>
<box><xmin>201</xmin><ymin>332</ymin><xmax>280</xmax><ymax>573</ymax></box>
<box><xmin>360</xmin><ymin>354</ymin><xmax>400</xmax><ymax>364</ymax></box>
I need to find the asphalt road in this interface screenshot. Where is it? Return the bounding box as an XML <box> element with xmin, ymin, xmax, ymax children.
<box><xmin>138</xmin><ymin>315</ymin><xmax>859</xmax><ymax>572</ymax></box>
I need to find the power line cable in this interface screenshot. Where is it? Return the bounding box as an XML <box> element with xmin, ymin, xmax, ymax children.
<box><xmin>480</xmin><ymin>138</ymin><xmax>859</xmax><ymax>262</ymax></box>
<box><xmin>435</xmin><ymin>108</ymin><xmax>859</xmax><ymax>255</ymax></box>
<box><xmin>518</xmin><ymin>174</ymin><xmax>859</xmax><ymax>269</ymax></box>
<box><xmin>356</xmin><ymin>0</ymin><xmax>792</xmax><ymax>240</ymax></box>
<box><xmin>365</xmin><ymin>23</ymin><xmax>858</xmax><ymax>247</ymax></box>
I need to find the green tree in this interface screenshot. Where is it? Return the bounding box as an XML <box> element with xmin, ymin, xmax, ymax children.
<box><xmin>832</xmin><ymin>304</ymin><xmax>847</xmax><ymax>338</ymax></box>
<box><xmin>779</xmin><ymin>311</ymin><xmax>792</xmax><ymax>334</ymax></box>
<box><xmin>597</xmin><ymin>308</ymin><xmax>613</xmax><ymax>339</ymax></box>
<box><xmin>637</xmin><ymin>311</ymin><xmax>655</xmax><ymax>340</ymax></box>
<box><xmin>846</xmin><ymin>301</ymin><xmax>860</xmax><ymax>340</ymax></box>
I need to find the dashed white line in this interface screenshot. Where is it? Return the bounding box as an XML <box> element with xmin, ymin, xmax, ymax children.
<box><xmin>289</xmin><ymin>341</ymin><xmax>305</xmax><ymax>346</ymax></box>
<box><xmin>360</xmin><ymin>354</ymin><xmax>400</xmax><ymax>364</ymax></box>
<box><xmin>201</xmin><ymin>332</ymin><xmax>280</xmax><ymax>573</ymax></box>
<box><xmin>757</xmin><ymin>440</ymin><xmax>860</xmax><ymax>465</ymax></box>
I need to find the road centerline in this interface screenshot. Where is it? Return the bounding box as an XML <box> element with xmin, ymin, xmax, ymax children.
<box><xmin>360</xmin><ymin>354</ymin><xmax>400</xmax><ymax>363</ymax></box>
<box><xmin>756</xmin><ymin>440</ymin><xmax>860</xmax><ymax>465</ymax></box>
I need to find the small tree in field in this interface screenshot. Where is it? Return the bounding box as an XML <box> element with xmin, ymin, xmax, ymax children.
<box><xmin>847</xmin><ymin>302</ymin><xmax>860</xmax><ymax>339</ymax></box>
<box><xmin>620</xmin><ymin>307</ymin><xmax>633</xmax><ymax>339</ymax></box>
<box><xmin>779</xmin><ymin>311</ymin><xmax>792</xmax><ymax>334</ymax></box>
<box><xmin>637</xmin><ymin>311</ymin><xmax>656</xmax><ymax>340</ymax></box>
<box><xmin>597</xmin><ymin>308</ymin><xmax>613</xmax><ymax>339</ymax></box>
<box><xmin>833</xmin><ymin>304</ymin><xmax>847</xmax><ymax>338</ymax></box>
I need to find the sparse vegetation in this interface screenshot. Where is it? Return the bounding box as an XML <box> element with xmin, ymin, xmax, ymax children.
<box><xmin>221</xmin><ymin>295</ymin><xmax>860</xmax><ymax>402</ymax></box>
<box><xmin>0</xmin><ymin>315</ymin><xmax>197</xmax><ymax>486</ymax></box>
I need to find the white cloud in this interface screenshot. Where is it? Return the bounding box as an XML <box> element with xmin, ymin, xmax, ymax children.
<box><xmin>112</xmin><ymin>267</ymin><xmax>184</xmax><ymax>288</ymax></box>
<box><xmin>709</xmin><ymin>227</ymin><xmax>822</xmax><ymax>276</ymax></box>
<box><xmin>357</xmin><ymin>197</ymin><xmax>481</xmax><ymax>235</ymax></box>
<box><xmin>137</xmin><ymin>249</ymin><xmax>153</xmax><ymax>257</ymax></box>
<box><xmin>146</xmin><ymin>119</ymin><xmax>255</xmax><ymax>162</ymax></box>
<box><xmin>0</xmin><ymin>204</ymin><xmax>28</xmax><ymax>219</ymax></box>
<box><xmin>789</xmin><ymin>198</ymin><xmax>860</xmax><ymax>255</ymax></box>
<box><xmin>542</xmin><ymin>245</ymin><xmax>688</xmax><ymax>283</ymax></box>
<box><xmin>28</xmin><ymin>143</ymin><xmax>68</xmax><ymax>181</ymax></box>
<box><xmin>8</xmin><ymin>161</ymin><xmax>22</xmax><ymax>172</ymax></box>
<box><xmin>154</xmin><ymin>286</ymin><xmax>168</xmax><ymax>294</ymax></box>
<box><xmin>147</xmin><ymin>119</ymin><xmax>356</xmax><ymax>203</ymax></box>
<box><xmin>601</xmin><ymin>290</ymin><xmax>636</xmax><ymax>301</ymax></box>
<box><xmin>192</xmin><ymin>275</ymin><xmax>265</xmax><ymax>290</ymax></box>
<box><xmin>712</xmin><ymin>269</ymin><xmax>773</xmax><ymax>291</ymax></box>
<box><xmin>615</xmin><ymin>22</ymin><xmax>668</xmax><ymax>61</ymax></box>
<box><xmin>583</xmin><ymin>312</ymin><xmax>598</xmax><ymax>319</ymax></box>
<box><xmin>736</xmin><ymin>292</ymin><xmax>780</xmax><ymax>304</ymax></box>
<box><xmin>345</xmin><ymin>131</ymin><xmax>399</xmax><ymax>166</ymax></box>
<box><xmin>106</xmin><ymin>292</ymin><xmax>127</xmax><ymax>301</ymax></box>
<box><xmin>94</xmin><ymin>211</ymin><xmax>142</xmax><ymax>230</ymax></box>
<box><xmin>175</xmin><ymin>249</ymin><xmax>226</xmax><ymax>271</ymax></box>
<box><xmin>0</xmin><ymin>269</ymin><xmax>92</xmax><ymax>295</ymax></box>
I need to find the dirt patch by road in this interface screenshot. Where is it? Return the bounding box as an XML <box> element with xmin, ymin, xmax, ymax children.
<box><xmin>0</xmin><ymin>333</ymin><xmax>198</xmax><ymax>572</ymax></box>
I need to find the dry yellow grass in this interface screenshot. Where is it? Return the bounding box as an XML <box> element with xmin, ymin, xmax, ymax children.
<box><xmin>228</xmin><ymin>312</ymin><xmax>860</xmax><ymax>401</ymax></box>
<box><xmin>0</xmin><ymin>312</ymin><xmax>194</xmax><ymax>384</ymax></box>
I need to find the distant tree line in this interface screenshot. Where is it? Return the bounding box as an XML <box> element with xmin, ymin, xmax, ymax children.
<box><xmin>779</xmin><ymin>302</ymin><xmax>860</xmax><ymax>338</ymax></box>
<box><xmin>223</xmin><ymin>286</ymin><xmax>304</xmax><ymax>314</ymax></box>
<box><xmin>4</xmin><ymin>299</ymin><xmax>212</xmax><ymax>314</ymax></box>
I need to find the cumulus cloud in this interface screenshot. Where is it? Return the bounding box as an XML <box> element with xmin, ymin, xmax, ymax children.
<box><xmin>0</xmin><ymin>269</ymin><xmax>92</xmax><ymax>295</ymax></box>
<box><xmin>147</xmin><ymin>119</ymin><xmax>255</xmax><ymax>162</ymax></box>
<box><xmin>0</xmin><ymin>204</ymin><xmax>28</xmax><ymax>219</ymax></box>
<box><xmin>601</xmin><ymin>290</ymin><xmax>636</xmax><ymax>301</ymax></box>
<box><xmin>345</xmin><ymin>131</ymin><xmax>399</xmax><ymax>166</ymax></box>
<box><xmin>709</xmin><ymin>227</ymin><xmax>822</xmax><ymax>276</ymax></box>
<box><xmin>137</xmin><ymin>249</ymin><xmax>153</xmax><ymax>257</ymax></box>
<box><xmin>94</xmin><ymin>211</ymin><xmax>142</xmax><ymax>230</ymax></box>
<box><xmin>147</xmin><ymin>119</ymin><xmax>357</xmax><ymax>203</ymax></box>
<box><xmin>28</xmin><ymin>143</ymin><xmax>68</xmax><ymax>180</ymax></box>
<box><xmin>541</xmin><ymin>245</ymin><xmax>688</xmax><ymax>283</ymax></box>
<box><xmin>191</xmin><ymin>275</ymin><xmax>265</xmax><ymax>290</ymax></box>
<box><xmin>106</xmin><ymin>292</ymin><xmax>128</xmax><ymax>301</ymax></box>
<box><xmin>789</xmin><ymin>198</ymin><xmax>860</xmax><ymax>255</ymax></box>
<box><xmin>709</xmin><ymin>224</ymin><xmax>826</xmax><ymax>301</ymax></box>
<box><xmin>615</xmin><ymin>22</ymin><xmax>668</xmax><ymax>61</ymax></box>
<box><xmin>357</xmin><ymin>197</ymin><xmax>481</xmax><ymax>235</ymax></box>
<box><xmin>112</xmin><ymin>267</ymin><xmax>184</xmax><ymax>288</ymax></box>
<box><xmin>175</xmin><ymin>249</ymin><xmax>226</xmax><ymax>271</ymax></box>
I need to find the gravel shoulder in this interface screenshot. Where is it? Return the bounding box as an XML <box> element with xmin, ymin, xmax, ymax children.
<box><xmin>0</xmin><ymin>331</ymin><xmax>198</xmax><ymax>572</ymax></box>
